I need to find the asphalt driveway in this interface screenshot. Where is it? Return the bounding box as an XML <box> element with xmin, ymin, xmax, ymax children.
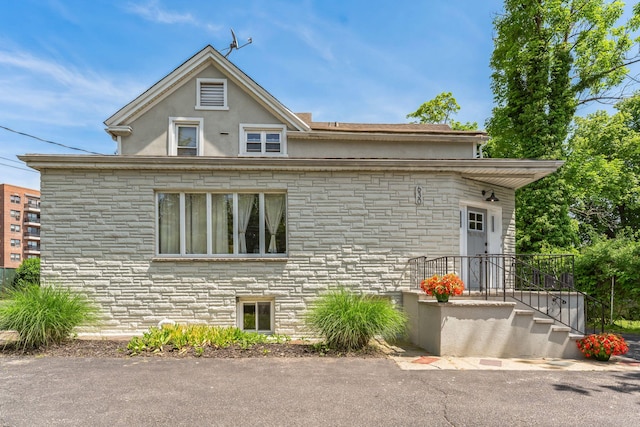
<box><xmin>1</xmin><ymin>356</ymin><xmax>638</xmax><ymax>426</ymax></box>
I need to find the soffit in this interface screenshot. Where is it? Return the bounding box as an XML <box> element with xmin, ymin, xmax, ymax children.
<box><xmin>19</xmin><ymin>155</ymin><xmax>562</xmax><ymax>190</ymax></box>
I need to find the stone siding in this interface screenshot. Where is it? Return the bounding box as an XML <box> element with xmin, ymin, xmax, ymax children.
<box><xmin>40</xmin><ymin>168</ymin><xmax>513</xmax><ymax>335</ymax></box>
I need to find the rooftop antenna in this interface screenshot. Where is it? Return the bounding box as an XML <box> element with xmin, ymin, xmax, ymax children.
<box><xmin>223</xmin><ymin>28</ymin><xmax>252</xmax><ymax>58</ymax></box>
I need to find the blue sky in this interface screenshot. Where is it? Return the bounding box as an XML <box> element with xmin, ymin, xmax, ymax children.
<box><xmin>0</xmin><ymin>0</ymin><xmax>635</xmax><ymax>190</ymax></box>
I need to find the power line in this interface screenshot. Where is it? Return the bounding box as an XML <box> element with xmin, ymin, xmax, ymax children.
<box><xmin>0</xmin><ymin>124</ymin><xmax>104</xmax><ymax>155</ymax></box>
<box><xmin>0</xmin><ymin>155</ymin><xmax>25</xmax><ymax>165</ymax></box>
<box><xmin>0</xmin><ymin>161</ymin><xmax>38</xmax><ymax>173</ymax></box>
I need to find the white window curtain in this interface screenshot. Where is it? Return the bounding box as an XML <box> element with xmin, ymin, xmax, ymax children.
<box><xmin>211</xmin><ymin>194</ymin><xmax>230</xmax><ymax>254</ymax></box>
<box><xmin>158</xmin><ymin>193</ymin><xmax>180</xmax><ymax>254</ymax></box>
<box><xmin>238</xmin><ymin>194</ymin><xmax>255</xmax><ymax>254</ymax></box>
<box><xmin>185</xmin><ymin>194</ymin><xmax>206</xmax><ymax>254</ymax></box>
<box><xmin>264</xmin><ymin>194</ymin><xmax>285</xmax><ymax>253</ymax></box>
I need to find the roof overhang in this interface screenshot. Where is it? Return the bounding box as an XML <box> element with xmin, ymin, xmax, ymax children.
<box><xmin>19</xmin><ymin>155</ymin><xmax>563</xmax><ymax>190</ymax></box>
<box><xmin>288</xmin><ymin>130</ymin><xmax>489</xmax><ymax>143</ymax></box>
<box><xmin>104</xmin><ymin>45</ymin><xmax>310</xmax><ymax>133</ymax></box>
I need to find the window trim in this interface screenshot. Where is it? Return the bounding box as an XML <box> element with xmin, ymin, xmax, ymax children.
<box><xmin>155</xmin><ymin>191</ymin><xmax>287</xmax><ymax>258</ymax></box>
<box><xmin>168</xmin><ymin>117</ymin><xmax>204</xmax><ymax>157</ymax></box>
<box><xmin>239</xmin><ymin>124</ymin><xmax>287</xmax><ymax>157</ymax></box>
<box><xmin>237</xmin><ymin>298</ymin><xmax>275</xmax><ymax>334</ymax></box>
<box><xmin>195</xmin><ymin>78</ymin><xmax>228</xmax><ymax>110</ymax></box>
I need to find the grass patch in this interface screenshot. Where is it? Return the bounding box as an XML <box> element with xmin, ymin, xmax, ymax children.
<box><xmin>127</xmin><ymin>324</ymin><xmax>290</xmax><ymax>355</ymax></box>
<box><xmin>607</xmin><ymin>319</ymin><xmax>640</xmax><ymax>335</ymax></box>
<box><xmin>305</xmin><ymin>288</ymin><xmax>407</xmax><ymax>351</ymax></box>
<box><xmin>0</xmin><ymin>284</ymin><xmax>98</xmax><ymax>350</ymax></box>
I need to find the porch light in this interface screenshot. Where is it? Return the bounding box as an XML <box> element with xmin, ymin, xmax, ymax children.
<box><xmin>482</xmin><ymin>190</ymin><xmax>499</xmax><ymax>202</ymax></box>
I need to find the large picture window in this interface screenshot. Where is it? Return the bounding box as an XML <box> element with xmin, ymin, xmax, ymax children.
<box><xmin>157</xmin><ymin>192</ymin><xmax>286</xmax><ymax>257</ymax></box>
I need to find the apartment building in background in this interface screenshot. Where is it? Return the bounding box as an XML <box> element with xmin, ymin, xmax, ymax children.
<box><xmin>0</xmin><ymin>184</ymin><xmax>41</xmax><ymax>269</ymax></box>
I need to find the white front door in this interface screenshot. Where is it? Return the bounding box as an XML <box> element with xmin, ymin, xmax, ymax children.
<box><xmin>460</xmin><ymin>203</ymin><xmax>503</xmax><ymax>291</ymax></box>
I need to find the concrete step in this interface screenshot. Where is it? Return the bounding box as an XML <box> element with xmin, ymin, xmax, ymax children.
<box><xmin>533</xmin><ymin>317</ymin><xmax>554</xmax><ymax>324</ymax></box>
<box><xmin>551</xmin><ymin>325</ymin><xmax>571</xmax><ymax>332</ymax></box>
<box><xmin>514</xmin><ymin>309</ymin><xmax>534</xmax><ymax>316</ymax></box>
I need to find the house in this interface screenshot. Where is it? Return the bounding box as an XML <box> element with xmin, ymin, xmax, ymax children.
<box><xmin>20</xmin><ymin>45</ymin><xmax>562</xmax><ymax>338</ymax></box>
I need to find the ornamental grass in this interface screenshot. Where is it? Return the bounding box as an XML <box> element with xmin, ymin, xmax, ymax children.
<box><xmin>305</xmin><ymin>288</ymin><xmax>407</xmax><ymax>351</ymax></box>
<box><xmin>0</xmin><ymin>284</ymin><xmax>98</xmax><ymax>350</ymax></box>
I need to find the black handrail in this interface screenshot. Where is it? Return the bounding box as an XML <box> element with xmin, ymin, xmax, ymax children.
<box><xmin>408</xmin><ymin>254</ymin><xmax>606</xmax><ymax>335</ymax></box>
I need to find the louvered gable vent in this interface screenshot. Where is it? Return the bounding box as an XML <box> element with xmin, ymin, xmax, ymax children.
<box><xmin>200</xmin><ymin>82</ymin><xmax>224</xmax><ymax>107</ymax></box>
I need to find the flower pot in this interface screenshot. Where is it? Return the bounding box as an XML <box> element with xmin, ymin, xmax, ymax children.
<box><xmin>593</xmin><ymin>354</ymin><xmax>611</xmax><ymax>362</ymax></box>
<box><xmin>435</xmin><ymin>293</ymin><xmax>449</xmax><ymax>303</ymax></box>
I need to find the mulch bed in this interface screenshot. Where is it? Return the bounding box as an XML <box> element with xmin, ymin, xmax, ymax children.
<box><xmin>0</xmin><ymin>339</ymin><xmax>386</xmax><ymax>359</ymax></box>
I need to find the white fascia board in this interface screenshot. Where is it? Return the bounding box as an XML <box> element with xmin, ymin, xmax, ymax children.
<box><xmin>104</xmin><ymin>46</ymin><xmax>309</xmax><ymax>132</ymax></box>
<box><xmin>18</xmin><ymin>154</ymin><xmax>562</xmax><ymax>183</ymax></box>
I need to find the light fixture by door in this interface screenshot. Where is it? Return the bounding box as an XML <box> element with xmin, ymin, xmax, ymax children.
<box><xmin>482</xmin><ymin>190</ymin><xmax>499</xmax><ymax>202</ymax></box>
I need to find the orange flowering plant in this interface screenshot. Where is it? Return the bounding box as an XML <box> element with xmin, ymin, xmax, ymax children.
<box><xmin>420</xmin><ymin>273</ymin><xmax>465</xmax><ymax>297</ymax></box>
<box><xmin>576</xmin><ymin>333</ymin><xmax>628</xmax><ymax>360</ymax></box>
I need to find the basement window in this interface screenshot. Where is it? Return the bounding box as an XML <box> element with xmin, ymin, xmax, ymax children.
<box><xmin>237</xmin><ymin>298</ymin><xmax>274</xmax><ymax>333</ymax></box>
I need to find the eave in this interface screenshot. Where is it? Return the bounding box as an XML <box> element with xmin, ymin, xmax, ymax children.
<box><xmin>287</xmin><ymin>130</ymin><xmax>489</xmax><ymax>143</ymax></box>
<box><xmin>19</xmin><ymin>155</ymin><xmax>562</xmax><ymax>190</ymax></box>
<box><xmin>104</xmin><ymin>45</ymin><xmax>310</xmax><ymax>134</ymax></box>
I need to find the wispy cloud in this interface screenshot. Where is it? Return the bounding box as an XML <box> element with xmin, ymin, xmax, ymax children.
<box><xmin>124</xmin><ymin>0</ymin><xmax>224</xmax><ymax>34</ymax></box>
<box><xmin>124</xmin><ymin>0</ymin><xmax>195</xmax><ymax>25</ymax></box>
<box><xmin>0</xmin><ymin>48</ymin><xmax>143</xmax><ymax>128</ymax></box>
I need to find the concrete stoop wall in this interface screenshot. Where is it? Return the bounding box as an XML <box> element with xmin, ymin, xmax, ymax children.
<box><xmin>403</xmin><ymin>291</ymin><xmax>583</xmax><ymax>359</ymax></box>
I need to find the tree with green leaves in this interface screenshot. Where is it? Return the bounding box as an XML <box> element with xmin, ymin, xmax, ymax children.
<box><xmin>486</xmin><ymin>0</ymin><xmax>640</xmax><ymax>253</ymax></box>
<box><xmin>11</xmin><ymin>257</ymin><xmax>40</xmax><ymax>289</ymax></box>
<box><xmin>407</xmin><ymin>92</ymin><xmax>478</xmax><ymax>130</ymax></box>
<box><xmin>564</xmin><ymin>94</ymin><xmax>640</xmax><ymax>241</ymax></box>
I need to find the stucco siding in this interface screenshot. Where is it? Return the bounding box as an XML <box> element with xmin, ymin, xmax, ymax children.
<box><xmin>39</xmin><ymin>168</ymin><xmax>498</xmax><ymax>335</ymax></box>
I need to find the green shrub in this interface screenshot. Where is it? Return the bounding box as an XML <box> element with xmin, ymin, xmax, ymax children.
<box><xmin>0</xmin><ymin>284</ymin><xmax>98</xmax><ymax>350</ymax></box>
<box><xmin>11</xmin><ymin>258</ymin><xmax>40</xmax><ymax>290</ymax></box>
<box><xmin>305</xmin><ymin>289</ymin><xmax>407</xmax><ymax>351</ymax></box>
<box><xmin>127</xmin><ymin>324</ymin><xmax>289</xmax><ymax>355</ymax></box>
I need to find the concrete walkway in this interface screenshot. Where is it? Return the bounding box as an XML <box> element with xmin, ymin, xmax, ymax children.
<box><xmin>379</xmin><ymin>338</ymin><xmax>640</xmax><ymax>371</ymax></box>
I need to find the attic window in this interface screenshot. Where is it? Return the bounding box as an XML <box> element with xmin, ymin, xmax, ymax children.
<box><xmin>196</xmin><ymin>78</ymin><xmax>228</xmax><ymax>110</ymax></box>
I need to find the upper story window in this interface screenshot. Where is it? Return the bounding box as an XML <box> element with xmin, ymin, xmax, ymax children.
<box><xmin>239</xmin><ymin>124</ymin><xmax>287</xmax><ymax>156</ymax></box>
<box><xmin>10</xmin><ymin>210</ymin><xmax>20</xmax><ymax>219</ymax></box>
<box><xmin>168</xmin><ymin>117</ymin><xmax>204</xmax><ymax>156</ymax></box>
<box><xmin>196</xmin><ymin>78</ymin><xmax>228</xmax><ymax>110</ymax></box>
<box><xmin>10</xmin><ymin>195</ymin><xmax>20</xmax><ymax>204</ymax></box>
<box><xmin>10</xmin><ymin>224</ymin><xmax>20</xmax><ymax>233</ymax></box>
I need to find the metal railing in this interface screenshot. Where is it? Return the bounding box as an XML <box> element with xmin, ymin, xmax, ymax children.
<box><xmin>408</xmin><ymin>254</ymin><xmax>606</xmax><ymax>335</ymax></box>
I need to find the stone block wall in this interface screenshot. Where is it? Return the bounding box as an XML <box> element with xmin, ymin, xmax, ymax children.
<box><xmin>40</xmin><ymin>168</ymin><xmax>514</xmax><ymax>335</ymax></box>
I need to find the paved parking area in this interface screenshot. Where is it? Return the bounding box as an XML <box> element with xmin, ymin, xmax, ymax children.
<box><xmin>1</xmin><ymin>356</ymin><xmax>639</xmax><ymax>426</ymax></box>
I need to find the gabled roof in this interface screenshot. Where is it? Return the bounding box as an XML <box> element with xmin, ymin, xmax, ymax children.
<box><xmin>104</xmin><ymin>45</ymin><xmax>310</xmax><ymax>136</ymax></box>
